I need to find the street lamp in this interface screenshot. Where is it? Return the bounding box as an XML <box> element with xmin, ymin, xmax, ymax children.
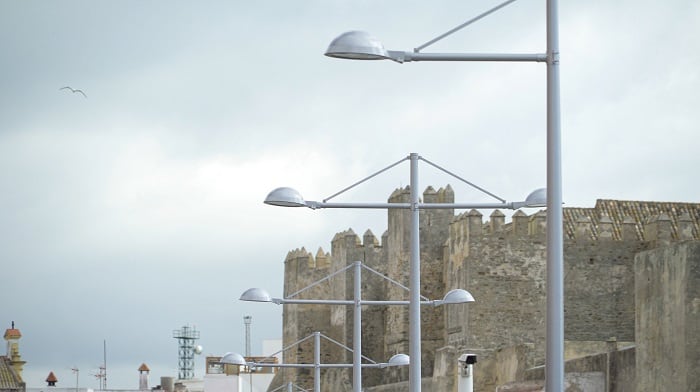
<box><xmin>221</xmin><ymin>332</ymin><xmax>408</xmax><ymax>392</ymax></box>
<box><xmin>323</xmin><ymin>1</ymin><xmax>563</xmax><ymax>390</ymax></box>
<box><xmin>219</xmin><ymin>352</ymin><xmax>252</xmax><ymax>392</ymax></box>
<box><xmin>265</xmin><ymin>153</ymin><xmax>546</xmax><ymax>392</ymax></box>
<box><xmin>241</xmin><ymin>260</ymin><xmax>475</xmax><ymax>392</ymax></box>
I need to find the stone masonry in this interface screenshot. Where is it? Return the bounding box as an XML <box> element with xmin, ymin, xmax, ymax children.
<box><xmin>634</xmin><ymin>242</ymin><xmax>700</xmax><ymax>391</ymax></box>
<box><xmin>267</xmin><ymin>185</ymin><xmax>700</xmax><ymax>392</ymax></box>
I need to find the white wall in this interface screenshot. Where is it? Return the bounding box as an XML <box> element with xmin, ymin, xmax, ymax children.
<box><xmin>261</xmin><ymin>339</ymin><xmax>282</xmax><ymax>363</ymax></box>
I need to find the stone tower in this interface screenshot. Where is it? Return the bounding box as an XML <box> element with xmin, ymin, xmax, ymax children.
<box><xmin>4</xmin><ymin>321</ymin><xmax>25</xmax><ymax>379</ymax></box>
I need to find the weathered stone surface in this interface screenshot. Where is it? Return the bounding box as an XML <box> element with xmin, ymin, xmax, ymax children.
<box><xmin>635</xmin><ymin>242</ymin><xmax>700</xmax><ymax>392</ymax></box>
<box><xmin>271</xmin><ymin>188</ymin><xmax>700</xmax><ymax>392</ymax></box>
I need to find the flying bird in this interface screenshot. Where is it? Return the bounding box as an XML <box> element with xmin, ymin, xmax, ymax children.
<box><xmin>60</xmin><ymin>86</ymin><xmax>87</xmax><ymax>98</ymax></box>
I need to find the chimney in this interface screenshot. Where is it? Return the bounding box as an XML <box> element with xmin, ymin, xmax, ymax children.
<box><xmin>46</xmin><ymin>371</ymin><xmax>58</xmax><ymax>387</ymax></box>
<box><xmin>138</xmin><ymin>363</ymin><xmax>150</xmax><ymax>390</ymax></box>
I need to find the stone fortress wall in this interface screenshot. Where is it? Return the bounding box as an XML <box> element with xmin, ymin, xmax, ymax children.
<box><xmin>269</xmin><ymin>185</ymin><xmax>700</xmax><ymax>391</ymax></box>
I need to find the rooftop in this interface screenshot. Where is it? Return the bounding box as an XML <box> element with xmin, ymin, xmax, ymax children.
<box><xmin>3</xmin><ymin>329</ymin><xmax>21</xmax><ymax>340</ymax></box>
<box><xmin>0</xmin><ymin>357</ymin><xmax>23</xmax><ymax>390</ymax></box>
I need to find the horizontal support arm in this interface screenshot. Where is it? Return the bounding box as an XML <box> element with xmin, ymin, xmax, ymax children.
<box><xmin>419</xmin><ymin>202</ymin><xmax>517</xmax><ymax>209</ymax></box>
<box><xmin>307</xmin><ymin>201</ymin><xmax>520</xmax><ymax>210</ymax></box>
<box><xmin>275</xmin><ymin>298</ymin><xmax>443</xmax><ymax>307</ymax></box>
<box><xmin>307</xmin><ymin>201</ymin><xmax>409</xmax><ymax>209</ymax></box>
<box><xmin>389</xmin><ymin>51</ymin><xmax>547</xmax><ymax>63</ymax></box>
<box><xmin>249</xmin><ymin>362</ymin><xmax>393</xmax><ymax>369</ymax></box>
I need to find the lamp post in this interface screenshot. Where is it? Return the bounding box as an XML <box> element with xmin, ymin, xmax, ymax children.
<box><xmin>71</xmin><ymin>367</ymin><xmax>79</xmax><ymax>392</ymax></box>
<box><xmin>221</xmin><ymin>332</ymin><xmax>409</xmax><ymax>392</ymax></box>
<box><xmin>265</xmin><ymin>153</ymin><xmax>546</xmax><ymax>392</ymax></box>
<box><xmin>241</xmin><ymin>260</ymin><xmax>475</xmax><ymax>392</ymax></box>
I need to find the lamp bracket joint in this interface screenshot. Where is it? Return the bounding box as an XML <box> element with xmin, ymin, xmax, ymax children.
<box><xmin>387</xmin><ymin>50</ymin><xmax>405</xmax><ymax>63</ymax></box>
<box><xmin>549</xmin><ymin>50</ymin><xmax>560</xmax><ymax>65</ymax></box>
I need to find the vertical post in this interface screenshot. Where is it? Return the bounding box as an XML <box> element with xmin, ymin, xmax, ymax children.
<box><xmin>466</xmin><ymin>365</ymin><xmax>473</xmax><ymax>392</ymax></box>
<box><xmin>314</xmin><ymin>332</ymin><xmax>321</xmax><ymax>392</ymax></box>
<box><xmin>408</xmin><ymin>152</ymin><xmax>421</xmax><ymax>392</ymax></box>
<box><xmin>353</xmin><ymin>261</ymin><xmax>362</xmax><ymax>392</ymax></box>
<box><xmin>546</xmin><ymin>0</ymin><xmax>564</xmax><ymax>390</ymax></box>
<box><xmin>103</xmin><ymin>340</ymin><xmax>107</xmax><ymax>390</ymax></box>
<box><xmin>457</xmin><ymin>364</ymin><xmax>473</xmax><ymax>392</ymax></box>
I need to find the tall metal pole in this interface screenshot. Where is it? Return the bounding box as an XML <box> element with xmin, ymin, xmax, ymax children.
<box><xmin>408</xmin><ymin>152</ymin><xmax>421</xmax><ymax>392</ymax></box>
<box><xmin>546</xmin><ymin>0</ymin><xmax>564</xmax><ymax>390</ymax></box>
<box><xmin>313</xmin><ymin>332</ymin><xmax>321</xmax><ymax>392</ymax></box>
<box><xmin>353</xmin><ymin>261</ymin><xmax>362</xmax><ymax>392</ymax></box>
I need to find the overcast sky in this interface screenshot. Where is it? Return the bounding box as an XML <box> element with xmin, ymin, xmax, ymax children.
<box><xmin>1</xmin><ymin>0</ymin><xmax>698</xmax><ymax>389</ymax></box>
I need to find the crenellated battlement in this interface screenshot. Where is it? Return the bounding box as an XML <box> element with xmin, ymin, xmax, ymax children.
<box><xmin>423</xmin><ymin>184</ymin><xmax>455</xmax><ymax>203</ymax></box>
<box><xmin>284</xmin><ymin>247</ymin><xmax>316</xmax><ymax>267</ymax></box>
<box><xmin>388</xmin><ymin>184</ymin><xmax>455</xmax><ymax>204</ymax></box>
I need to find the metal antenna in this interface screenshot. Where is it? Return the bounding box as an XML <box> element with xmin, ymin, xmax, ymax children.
<box><xmin>244</xmin><ymin>316</ymin><xmax>252</xmax><ymax>357</ymax></box>
<box><xmin>172</xmin><ymin>326</ymin><xmax>200</xmax><ymax>379</ymax></box>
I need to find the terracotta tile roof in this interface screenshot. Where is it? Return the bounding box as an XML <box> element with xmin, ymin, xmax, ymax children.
<box><xmin>0</xmin><ymin>357</ymin><xmax>23</xmax><ymax>390</ymax></box>
<box><xmin>563</xmin><ymin>199</ymin><xmax>700</xmax><ymax>240</ymax></box>
<box><xmin>3</xmin><ymin>329</ymin><xmax>21</xmax><ymax>340</ymax></box>
<box><xmin>46</xmin><ymin>371</ymin><xmax>58</xmax><ymax>383</ymax></box>
<box><xmin>138</xmin><ymin>363</ymin><xmax>150</xmax><ymax>372</ymax></box>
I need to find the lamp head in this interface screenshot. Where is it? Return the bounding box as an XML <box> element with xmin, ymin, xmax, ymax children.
<box><xmin>511</xmin><ymin>187</ymin><xmax>547</xmax><ymax>209</ymax></box>
<box><xmin>264</xmin><ymin>187</ymin><xmax>307</xmax><ymax>207</ymax></box>
<box><xmin>240</xmin><ymin>288</ymin><xmax>273</xmax><ymax>302</ymax></box>
<box><xmin>524</xmin><ymin>188</ymin><xmax>547</xmax><ymax>208</ymax></box>
<box><xmin>220</xmin><ymin>352</ymin><xmax>246</xmax><ymax>365</ymax></box>
<box><xmin>325</xmin><ymin>31</ymin><xmax>392</xmax><ymax>60</ymax></box>
<box><xmin>441</xmin><ymin>289</ymin><xmax>475</xmax><ymax>304</ymax></box>
<box><xmin>387</xmin><ymin>353</ymin><xmax>410</xmax><ymax>366</ymax></box>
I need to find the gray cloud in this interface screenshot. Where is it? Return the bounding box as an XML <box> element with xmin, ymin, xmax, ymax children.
<box><xmin>1</xmin><ymin>0</ymin><xmax>698</xmax><ymax>388</ymax></box>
